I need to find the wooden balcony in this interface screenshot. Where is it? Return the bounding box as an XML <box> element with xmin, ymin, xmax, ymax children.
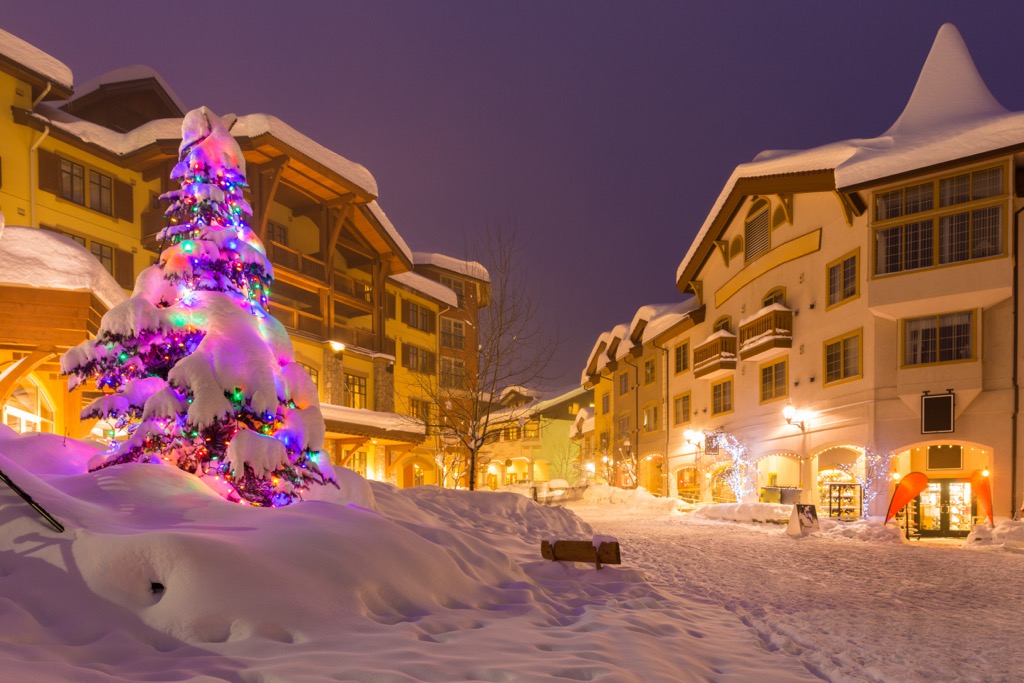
<box><xmin>330</xmin><ymin>321</ymin><xmax>377</xmax><ymax>352</ymax></box>
<box><xmin>738</xmin><ymin>308</ymin><xmax>793</xmax><ymax>361</ymax></box>
<box><xmin>692</xmin><ymin>333</ymin><xmax>737</xmax><ymax>379</ymax></box>
<box><xmin>272</xmin><ymin>303</ymin><xmax>325</xmax><ymax>339</ymax></box>
<box><xmin>267</xmin><ymin>241</ymin><xmax>327</xmax><ymax>283</ymax></box>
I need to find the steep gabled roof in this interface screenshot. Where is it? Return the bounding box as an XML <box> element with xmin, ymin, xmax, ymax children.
<box><xmin>675</xmin><ymin>23</ymin><xmax>1024</xmax><ymax>291</ymax></box>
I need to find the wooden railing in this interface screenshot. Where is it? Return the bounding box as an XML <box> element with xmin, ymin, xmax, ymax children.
<box><xmin>334</xmin><ymin>271</ymin><xmax>372</xmax><ymax>302</ymax></box>
<box><xmin>739</xmin><ymin>309</ymin><xmax>793</xmax><ymax>349</ymax></box>
<box><xmin>737</xmin><ymin>309</ymin><xmax>793</xmax><ymax>360</ymax></box>
<box><xmin>331</xmin><ymin>322</ymin><xmax>376</xmax><ymax>351</ymax></box>
<box><xmin>267</xmin><ymin>241</ymin><xmax>327</xmax><ymax>282</ymax></box>
<box><xmin>693</xmin><ymin>335</ymin><xmax>737</xmax><ymax>368</ymax></box>
<box><xmin>272</xmin><ymin>304</ymin><xmax>325</xmax><ymax>338</ymax></box>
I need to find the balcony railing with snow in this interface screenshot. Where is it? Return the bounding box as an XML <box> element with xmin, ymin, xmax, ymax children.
<box><xmin>693</xmin><ymin>331</ymin><xmax>737</xmax><ymax>379</ymax></box>
<box><xmin>738</xmin><ymin>305</ymin><xmax>793</xmax><ymax>360</ymax></box>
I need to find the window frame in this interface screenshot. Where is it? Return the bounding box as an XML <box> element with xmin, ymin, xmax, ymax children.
<box><xmin>744</xmin><ymin>198</ymin><xmax>771</xmax><ymax>263</ymax></box>
<box><xmin>673</xmin><ymin>392</ymin><xmax>691</xmax><ymax>427</ymax></box>
<box><xmin>762</xmin><ymin>287</ymin><xmax>786</xmax><ymax>308</ymax></box>
<box><xmin>618</xmin><ymin>372</ymin><xmax>629</xmax><ymax>395</ymax></box>
<box><xmin>711</xmin><ymin>377</ymin><xmax>734</xmax><ymax>416</ymax></box>
<box><xmin>759</xmin><ymin>357</ymin><xmax>788</xmax><ymax>404</ymax></box>
<box><xmin>902</xmin><ymin>310</ymin><xmax>976</xmax><ymax>368</ymax></box>
<box><xmin>673</xmin><ymin>340</ymin><xmax>689</xmax><ymax>375</ymax></box>
<box><xmin>642</xmin><ymin>402</ymin><xmax>659</xmax><ymax>434</ymax></box>
<box><xmin>344</xmin><ymin>372</ymin><xmax>368</xmax><ymax>409</ymax></box>
<box><xmin>826</xmin><ymin>249</ymin><xmax>859</xmax><ymax>309</ymax></box>
<box><xmin>823</xmin><ymin>329</ymin><xmax>863</xmax><ymax>386</ymax></box>
<box><xmin>643</xmin><ymin>358</ymin><xmax>656</xmax><ymax>385</ymax></box>
<box><xmin>871</xmin><ymin>162</ymin><xmax>1008</xmax><ymax>277</ymax></box>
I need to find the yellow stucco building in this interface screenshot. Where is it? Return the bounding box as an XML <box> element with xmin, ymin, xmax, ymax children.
<box><xmin>0</xmin><ymin>27</ymin><xmax>485</xmax><ymax>488</ymax></box>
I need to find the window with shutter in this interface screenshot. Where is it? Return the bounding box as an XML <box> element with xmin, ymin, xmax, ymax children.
<box><xmin>745</xmin><ymin>199</ymin><xmax>770</xmax><ymax>262</ymax></box>
<box><xmin>114</xmin><ymin>179</ymin><xmax>133</xmax><ymax>221</ymax></box>
<box><xmin>114</xmin><ymin>249</ymin><xmax>135</xmax><ymax>289</ymax></box>
<box><xmin>37</xmin><ymin>149</ymin><xmax>60</xmax><ymax>195</ymax></box>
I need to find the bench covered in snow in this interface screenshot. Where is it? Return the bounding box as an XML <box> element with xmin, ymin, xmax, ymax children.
<box><xmin>540</xmin><ymin>537</ymin><xmax>621</xmax><ymax>570</ymax></box>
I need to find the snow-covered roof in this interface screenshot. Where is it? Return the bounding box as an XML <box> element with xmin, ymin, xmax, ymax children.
<box><xmin>0</xmin><ymin>225</ymin><xmax>128</xmax><ymax>309</ymax></box>
<box><xmin>232</xmin><ymin>114</ymin><xmax>377</xmax><ymax>197</ymax></box>
<box><xmin>68</xmin><ymin>65</ymin><xmax>187</xmax><ymax>114</ymax></box>
<box><xmin>676</xmin><ymin>23</ymin><xmax>1024</xmax><ymax>285</ymax></box>
<box><xmin>628</xmin><ymin>299</ymin><xmax>701</xmax><ymax>347</ymax></box>
<box><xmin>413</xmin><ymin>252</ymin><xmax>491</xmax><ymax>283</ymax></box>
<box><xmin>28</xmin><ymin>105</ymin><xmax>380</xmax><ymax>199</ymax></box>
<box><xmin>320</xmin><ymin>403</ymin><xmax>425</xmax><ymax>437</ymax></box>
<box><xmin>363</xmin><ymin>201</ymin><xmax>414</xmax><ymax>267</ymax></box>
<box><xmin>571</xmin><ymin>406</ymin><xmax>595</xmax><ymax>437</ymax></box>
<box><xmin>489</xmin><ymin>385</ymin><xmax>588</xmax><ymax>424</ymax></box>
<box><xmin>389</xmin><ymin>271</ymin><xmax>458</xmax><ymax>308</ymax></box>
<box><xmin>0</xmin><ymin>27</ymin><xmax>73</xmax><ymax>90</ymax></box>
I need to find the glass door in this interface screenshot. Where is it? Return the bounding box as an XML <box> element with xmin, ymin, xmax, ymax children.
<box><xmin>917</xmin><ymin>480</ymin><xmax>974</xmax><ymax>537</ymax></box>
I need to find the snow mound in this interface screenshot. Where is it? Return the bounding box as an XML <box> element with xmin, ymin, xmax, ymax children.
<box><xmin>582</xmin><ymin>484</ymin><xmax>684</xmax><ymax>513</ymax></box>
<box><xmin>693</xmin><ymin>501</ymin><xmax>793</xmax><ymax>524</ymax></box>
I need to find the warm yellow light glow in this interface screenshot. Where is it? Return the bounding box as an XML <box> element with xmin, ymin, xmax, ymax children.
<box><xmin>329</xmin><ymin>340</ymin><xmax>346</xmax><ymax>353</ymax></box>
<box><xmin>982</xmin><ymin>469</ymin><xmax>990</xmax><ymax>477</ymax></box>
<box><xmin>892</xmin><ymin>472</ymin><xmax>901</xmax><ymax>481</ymax></box>
<box><xmin>584</xmin><ymin>463</ymin><xmax>595</xmax><ymax>473</ymax></box>
<box><xmin>782</xmin><ymin>404</ymin><xmax>797</xmax><ymax>422</ymax></box>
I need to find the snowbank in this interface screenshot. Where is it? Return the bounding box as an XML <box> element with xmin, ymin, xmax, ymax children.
<box><xmin>0</xmin><ymin>427</ymin><xmax>822</xmax><ymax>681</ymax></box>
<box><xmin>582</xmin><ymin>484</ymin><xmax>684</xmax><ymax>513</ymax></box>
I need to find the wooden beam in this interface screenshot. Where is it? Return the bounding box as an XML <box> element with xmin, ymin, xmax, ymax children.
<box><xmin>0</xmin><ymin>348</ymin><xmax>57</xmax><ymax>404</ymax></box>
<box><xmin>250</xmin><ymin>156</ymin><xmax>288</xmax><ymax>243</ymax></box>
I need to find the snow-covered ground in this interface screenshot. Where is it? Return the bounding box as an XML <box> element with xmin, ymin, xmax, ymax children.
<box><xmin>0</xmin><ymin>428</ymin><xmax>818</xmax><ymax>682</ymax></box>
<box><xmin>569</xmin><ymin>487</ymin><xmax>1024</xmax><ymax>683</ymax></box>
<box><xmin>2</xmin><ymin>432</ymin><xmax>1021</xmax><ymax>682</ymax></box>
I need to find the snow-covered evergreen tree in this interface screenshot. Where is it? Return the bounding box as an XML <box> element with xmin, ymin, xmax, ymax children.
<box><xmin>61</xmin><ymin>107</ymin><xmax>335</xmax><ymax>506</ymax></box>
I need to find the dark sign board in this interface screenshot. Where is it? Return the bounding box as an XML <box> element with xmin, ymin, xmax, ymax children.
<box><xmin>922</xmin><ymin>393</ymin><xmax>954</xmax><ymax>434</ymax></box>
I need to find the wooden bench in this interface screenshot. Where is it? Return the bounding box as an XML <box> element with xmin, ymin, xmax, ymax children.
<box><xmin>541</xmin><ymin>539</ymin><xmax>621</xmax><ymax>570</ymax></box>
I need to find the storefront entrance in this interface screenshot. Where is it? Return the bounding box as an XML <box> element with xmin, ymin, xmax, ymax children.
<box><xmin>917</xmin><ymin>480</ymin><xmax>974</xmax><ymax>538</ymax></box>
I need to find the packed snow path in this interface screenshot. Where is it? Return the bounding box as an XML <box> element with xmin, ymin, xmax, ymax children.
<box><xmin>571</xmin><ymin>505</ymin><xmax>1024</xmax><ymax>683</ymax></box>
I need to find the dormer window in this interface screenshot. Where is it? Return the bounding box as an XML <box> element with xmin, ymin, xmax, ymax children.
<box><xmin>713</xmin><ymin>316</ymin><xmax>732</xmax><ymax>333</ymax></box>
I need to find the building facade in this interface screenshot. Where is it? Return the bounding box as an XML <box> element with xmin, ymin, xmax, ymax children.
<box><xmin>583</xmin><ymin>24</ymin><xmax>1024</xmax><ymax>535</ymax></box>
<box><xmin>0</xmin><ymin>27</ymin><xmax>485</xmax><ymax>488</ymax></box>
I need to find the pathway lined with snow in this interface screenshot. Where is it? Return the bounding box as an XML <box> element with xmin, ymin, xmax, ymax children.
<box><xmin>571</xmin><ymin>505</ymin><xmax>1024</xmax><ymax>683</ymax></box>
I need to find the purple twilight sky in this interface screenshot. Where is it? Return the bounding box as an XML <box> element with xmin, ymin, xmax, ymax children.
<box><xmin>5</xmin><ymin>2</ymin><xmax>1024</xmax><ymax>387</ymax></box>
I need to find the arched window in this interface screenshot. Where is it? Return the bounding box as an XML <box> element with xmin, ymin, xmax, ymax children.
<box><xmin>745</xmin><ymin>198</ymin><xmax>770</xmax><ymax>262</ymax></box>
<box><xmin>762</xmin><ymin>287</ymin><xmax>786</xmax><ymax>308</ymax></box>
<box><xmin>3</xmin><ymin>376</ymin><xmax>54</xmax><ymax>433</ymax></box>
<box><xmin>713</xmin><ymin>316</ymin><xmax>732</xmax><ymax>333</ymax></box>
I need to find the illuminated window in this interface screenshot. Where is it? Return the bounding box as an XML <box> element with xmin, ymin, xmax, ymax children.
<box><xmin>827</xmin><ymin>251</ymin><xmax>858</xmax><ymax>307</ymax></box>
<box><xmin>760</xmin><ymin>358</ymin><xmax>788</xmax><ymax>403</ymax></box>
<box><xmin>711</xmin><ymin>378</ymin><xmax>733</xmax><ymax>415</ymax></box>
<box><xmin>642</xmin><ymin>404</ymin><xmax>658</xmax><ymax>433</ymax></box>
<box><xmin>344</xmin><ymin>373</ymin><xmax>367</xmax><ymax>409</ymax></box>
<box><xmin>674</xmin><ymin>341</ymin><xmax>689</xmax><ymax>374</ymax></box>
<box><xmin>825</xmin><ymin>331</ymin><xmax>862</xmax><ymax>385</ymax></box>
<box><xmin>673</xmin><ymin>393</ymin><xmax>691</xmax><ymax>426</ymax></box>
<box><xmin>904</xmin><ymin>311</ymin><xmax>973</xmax><ymax>366</ymax></box>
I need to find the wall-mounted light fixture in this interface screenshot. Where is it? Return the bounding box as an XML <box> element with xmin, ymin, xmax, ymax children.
<box><xmin>782</xmin><ymin>404</ymin><xmax>807</xmax><ymax>431</ymax></box>
<box><xmin>328</xmin><ymin>340</ymin><xmax>346</xmax><ymax>358</ymax></box>
<box><xmin>684</xmin><ymin>429</ymin><xmax>702</xmax><ymax>448</ymax></box>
